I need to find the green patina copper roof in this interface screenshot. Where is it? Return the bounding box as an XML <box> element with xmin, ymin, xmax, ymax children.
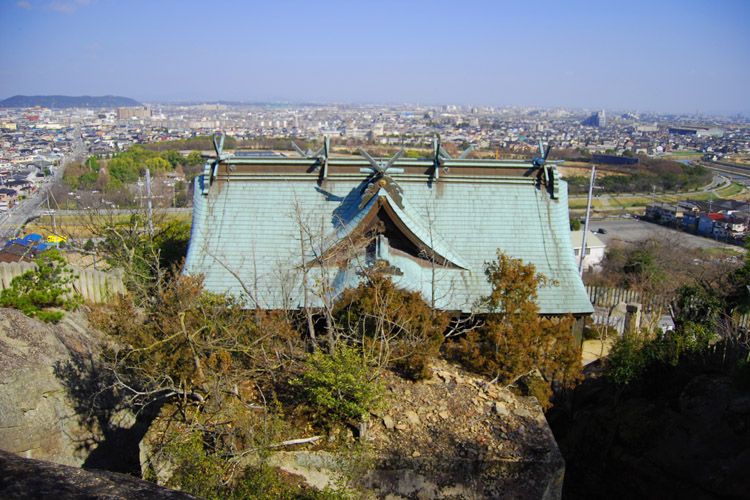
<box><xmin>184</xmin><ymin>153</ymin><xmax>593</xmax><ymax>315</ymax></box>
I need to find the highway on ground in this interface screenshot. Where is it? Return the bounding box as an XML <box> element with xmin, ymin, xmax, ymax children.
<box><xmin>568</xmin><ymin>173</ymin><xmax>732</xmax><ymax>202</ymax></box>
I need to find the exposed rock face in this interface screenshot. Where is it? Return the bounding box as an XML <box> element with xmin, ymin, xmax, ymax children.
<box><xmin>267</xmin><ymin>361</ymin><xmax>565</xmax><ymax>500</ymax></box>
<box><xmin>0</xmin><ymin>308</ymin><xmax>100</xmax><ymax>465</ymax></box>
<box><xmin>0</xmin><ymin>450</ymin><xmax>201</xmax><ymax>500</ymax></box>
<box><xmin>0</xmin><ymin>307</ymin><xmax>143</xmax><ymax>472</ymax></box>
<box><xmin>1</xmin><ymin>306</ymin><xmax>564</xmax><ymax>499</ymax></box>
<box><xmin>140</xmin><ymin>360</ymin><xmax>564</xmax><ymax>499</ymax></box>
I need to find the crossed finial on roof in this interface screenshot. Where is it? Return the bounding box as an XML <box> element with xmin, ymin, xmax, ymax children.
<box><xmin>358</xmin><ymin>147</ymin><xmax>405</xmax><ymax>209</ymax></box>
<box><xmin>291</xmin><ymin>136</ymin><xmax>330</xmax><ymax>183</ymax></box>
<box><xmin>532</xmin><ymin>140</ymin><xmax>561</xmax><ymax>199</ymax></box>
<box><xmin>203</xmin><ymin>131</ymin><xmax>230</xmax><ymax>194</ymax></box>
<box><xmin>432</xmin><ymin>134</ymin><xmax>473</xmax><ymax>182</ymax></box>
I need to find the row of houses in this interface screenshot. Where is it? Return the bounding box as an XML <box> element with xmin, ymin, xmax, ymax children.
<box><xmin>0</xmin><ymin>168</ymin><xmax>44</xmax><ymax>212</ymax></box>
<box><xmin>645</xmin><ymin>198</ymin><xmax>750</xmax><ymax>242</ymax></box>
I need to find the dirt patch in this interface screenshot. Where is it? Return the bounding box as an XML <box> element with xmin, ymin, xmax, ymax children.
<box><xmin>366</xmin><ymin>360</ymin><xmax>555</xmax><ymax>465</ymax></box>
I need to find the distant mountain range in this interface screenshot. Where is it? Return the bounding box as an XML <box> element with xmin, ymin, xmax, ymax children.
<box><xmin>0</xmin><ymin>95</ymin><xmax>142</xmax><ymax>109</ymax></box>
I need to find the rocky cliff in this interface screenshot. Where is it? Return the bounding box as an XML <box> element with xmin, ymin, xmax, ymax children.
<box><xmin>0</xmin><ymin>308</ymin><xmax>103</xmax><ymax>466</ymax></box>
<box><xmin>142</xmin><ymin>359</ymin><xmax>566</xmax><ymax>500</ymax></box>
<box><xmin>0</xmin><ymin>307</ymin><xmax>146</xmax><ymax>473</ymax></box>
<box><xmin>1</xmin><ymin>306</ymin><xmax>566</xmax><ymax>499</ymax></box>
<box><xmin>0</xmin><ymin>450</ymin><xmax>201</xmax><ymax>500</ymax></box>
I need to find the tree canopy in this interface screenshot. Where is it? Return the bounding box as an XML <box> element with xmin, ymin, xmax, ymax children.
<box><xmin>451</xmin><ymin>251</ymin><xmax>582</xmax><ymax>391</ymax></box>
<box><xmin>64</xmin><ymin>146</ymin><xmax>200</xmax><ymax>195</ymax></box>
<box><xmin>0</xmin><ymin>249</ymin><xmax>82</xmax><ymax>322</ymax></box>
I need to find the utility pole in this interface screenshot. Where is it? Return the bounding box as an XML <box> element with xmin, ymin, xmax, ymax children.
<box><xmin>579</xmin><ymin>165</ymin><xmax>596</xmax><ymax>276</ymax></box>
<box><xmin>47</xmin><ymin>194</ymin><xmax>57</xmax><ymax>243</ymax></box>
<box><xmin>145</xmin><ymin>168</ymin><xmax>153</xmax><ymax>236</ymax></box>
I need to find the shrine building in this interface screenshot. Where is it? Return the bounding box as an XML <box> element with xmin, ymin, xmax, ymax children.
<box><xmin>184</xmin><ymin>136</ymin><xmax>593</xmax><ymax>317</ymax></box>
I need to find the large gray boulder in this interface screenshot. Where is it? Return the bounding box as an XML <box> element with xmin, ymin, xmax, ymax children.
<box><xmin>0</xmin><ymin>450</ymin><xmax>201</xmax><ymax>500</ymax></box>
<box><xmin>0</xmin><ymin>307</ymin><xmax>136</xmax><ymax>470</ymax></box>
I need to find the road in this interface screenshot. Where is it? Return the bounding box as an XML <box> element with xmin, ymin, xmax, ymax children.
<box><xmin>0</xmin><ymin>124</ymin><xmax>85</xmax><ymax>243</ymax></box>
<box><xmin>569</xmin><ymin>173</ymin><xmax>732</xmax><ymax>202</ymax></box>
<box><xmin>589</xmin><ymin>219</ymin><xmax>743</xmax><ymax>252</ymax></box>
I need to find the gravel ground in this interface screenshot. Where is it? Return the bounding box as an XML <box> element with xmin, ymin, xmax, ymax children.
<box><xmin>587</xmin><ymin>219</ymin><xmax>744</xmax><ymax>252</ymax></box>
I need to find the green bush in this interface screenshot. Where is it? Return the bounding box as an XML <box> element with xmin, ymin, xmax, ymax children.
<box><xmin>293</xmin><ymin>345</ymin><xmax>383</xmax><ymax>425</ymax></box>
<box><xmin>605</xmin><ymin>332</ymin><xmax>648</xmax><ymax>386</ymax></box>
<box><xmin>163</xmin><ymin>433</ymin><xmax>225</xmax><ymax>499</ymax></box>
<box><xmin>235</xmin><ymin>467</ymin><xmax>349</xmax><ymax>500</ymax></box>
<box><xmin>0</xmin><ymin>249</ymin><xmax>82</xmax><ymax>322</ymax></box>
<box><xmin>163</xmin><ymin>432</ymin><xmax>349</xmax><ymax>500</ymax></box>
<box><xmin>654</xmin><ymin>322</ymin><xmax>715</xmax><ymax>366</ymax></box>
<box><xmin>605</xmin><ymin>325</ymin><xmax>717</xmax><ymax>386</ymax></box>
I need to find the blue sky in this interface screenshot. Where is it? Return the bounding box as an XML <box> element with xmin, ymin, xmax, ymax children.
<box><xmin>1</xmin><ymin>0</ymin><xmax>748</xmax><ymax>114</ymax></box>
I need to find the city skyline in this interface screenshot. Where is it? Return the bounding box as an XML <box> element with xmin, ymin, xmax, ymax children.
<box><xmin>1</xmin><ymin>0</ymin><xmax>748</xmax><ymax>115</ymax></box>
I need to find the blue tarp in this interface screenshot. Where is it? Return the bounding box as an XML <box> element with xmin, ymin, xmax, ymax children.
<box><xmin>5</xmin><ymin>233</ymin><xmax>48</xmax><ymax>250</ymax></box>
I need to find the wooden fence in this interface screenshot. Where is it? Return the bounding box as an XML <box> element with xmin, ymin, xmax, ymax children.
<box><xmin>0</xmin><ymin>262</ymin><xmax>125</xmax><ymax>303</ymax></box>
<box><xmin>586</xmin><ymin>284</ymin><xmax>750</xmax><ymax>332</ymax></box>
<box><xmin>585</xmin><ymin>285</ymin><xmax>668</xmax><ymax>314</ymax></box>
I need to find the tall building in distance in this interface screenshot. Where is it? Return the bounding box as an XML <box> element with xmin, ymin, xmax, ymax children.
<box><xmin>117</xmin><ymin>106</ymin><xmax>151</xmax><ymax>120</ymax></box>
<box><xmin>582</xmin><ymin>109</ymin><xmax>606</xmax><ymax>128</ymax></box>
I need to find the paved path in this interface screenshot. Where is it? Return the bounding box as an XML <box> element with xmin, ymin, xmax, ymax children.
<box><xmin>582</xmin><ymin>339</ymin><xmax>614</xmax><ymax>365</ymax></box>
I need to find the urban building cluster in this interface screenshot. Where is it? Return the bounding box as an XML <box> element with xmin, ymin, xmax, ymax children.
<box><xmin>645</xmin><ymin>198</ymin><xmax>750</xmax><ymax>243</ymax></box>
<box><xmin>1</xmin><ymin>102</ymin><xmax>749</xmax><ymax>215</ymax></box>
<box><xmin>0</xmin><ymin>168</ymin><xmax>47</xmax><ymax>213</ymax></box>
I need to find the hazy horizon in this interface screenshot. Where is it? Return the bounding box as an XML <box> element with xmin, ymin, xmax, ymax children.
<box><xmin>1</xmin><ymin>0</ymin><xmax>748</xmax><ymax>116</ymax></box>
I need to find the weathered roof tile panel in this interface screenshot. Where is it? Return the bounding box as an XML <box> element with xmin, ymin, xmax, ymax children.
<box><xmin>185</xmin><ymin>156</ymin><xmax>592</xmax><ymax>315</ymax></box>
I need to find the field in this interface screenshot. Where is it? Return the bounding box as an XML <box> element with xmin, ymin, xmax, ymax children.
<box><xmin>568</xmin><ymin>199</ymin><xmax>603</xmax><ymax>209</ymax></box>
<box><xmin>717</xmin><ymin>182</ymin><xmax>745</xmax><ymax>197</ymax></box>
<box><xmin>559</xmin><ymin>165</ymin><xmax>626</xmax><ymax>178</ymax></box>
<box><xmin>22</xmin><ymin>212</ymin><xmax>191</xmax><ymax>240</ymax></box>
<box><xmin>661</xmin><ymin>152</ymin><xmax>704</xmax><ymax>159</ymax></box>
